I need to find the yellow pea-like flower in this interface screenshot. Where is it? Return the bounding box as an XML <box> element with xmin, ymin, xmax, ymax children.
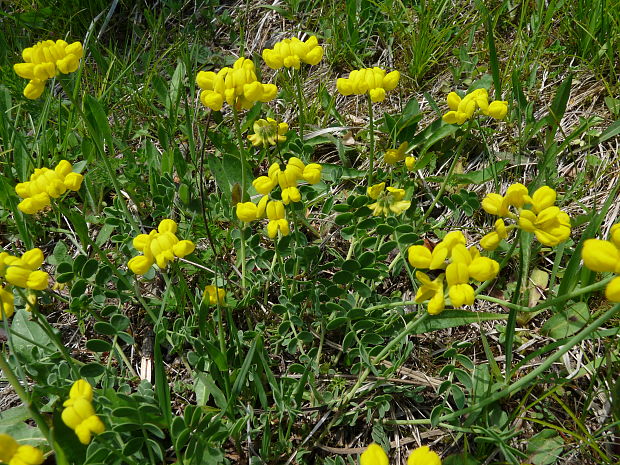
<box><xmin>0</xmin><ymin>433</ymin><xmax>44</xmax><ymax>465</ymax></box>
<box><xmin>360</xmin><ymin>443</ymin><xmax>389</xmax><ymax>465</ymax></box>
<box><xmin>262</xmin><ymin>36</ymin><xmax>323</xmax><ymax>69</ymax></box>
<box><xmin>204</xmin><ymin>285</ymin><xmax>226</xmax><ymax>305</ymax></box>
<box><xmin>61</xmin><ymin>380</ymin><xmax>105</xmax><ymax>445</ymax></box>
<box><xmin>407</xmin><ymin>445</ymin><xmax>442</xmax><ymax>465</ymax></box>
<box><xmin>0</xmin><ymin>287</ymin><xmax>14</xmax><ymax>321</ymax></box>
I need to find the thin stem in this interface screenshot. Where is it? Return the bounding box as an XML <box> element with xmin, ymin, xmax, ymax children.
<box><xmin>367</xmin><ymin>94</ymin><xmax>375</xmax><ymax>186</ymax></box>
<box><xmin>293</xmin><ymin>69</ymin><xmax>306</xmax><ymax>140</ymax></box>
<box><xmin>232</xmin><ymin>107</ymin><xmax>248</xmax><ymax>201</ymax></box>
<box><xmin>420</xmin><ymin>131</ymin><xmax>469</xmax><ymax>224</ymax></box>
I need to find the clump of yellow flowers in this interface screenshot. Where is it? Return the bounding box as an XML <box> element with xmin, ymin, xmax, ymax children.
<box><xmin>262</xmin><ymin>36</ymin><xmax>323</xmax><ymax>69</ymax></box>
<box><xmin>367</xmin><ymin>182</ymin><xmax>411</xmax><ymax>216</ymax></box>
<box><xmin>13</xmin><ymin>39</ymin><xmax>83</xmax><ymax>99</ymax></box>
<box><xmin>360</xmin><ymin>442</ymin><xmax>441</xmax><ymax>465</ymax></box>
<box><xmin>442</xmin><ymin>88</ymin><xmax>508</xmax><ymax>125</ymax></box>
<box><xmin>15</xmin><ymin>160</ymin><xmax>84</xmax><ymax>214</ymax></box>
<box><xmin>128</xmin><ymin>219</ymin><xmax>195</xmax><ymax>275</ymax></box>
<box><xmin>252</xmin><ymin>156</ymin><xmax>322</xmax><ymax>205</ymax></box>
<box><xmin>582</xmin><ymin>224</ymin><xmax>620</xmax><ymax>302</ymax></box>
<box><xmin>0</xmin><ymin>433</ymin><xmax>44</xmax><ymax>465</ymax></box>
<box><xmin>196</xmin><ymin>57</ymin><xmax>278</xmax><ymax>111</ymax></box>
<box><xmin>236</xmin><ymin>198</ymin><xmax>290</xmax><ymax>239</ymax></box>
<box><xmin>0</xmin><ymin>248</ymin><xmax>49</xmax><ymax>292</ymax></box>
<box><xmin>408</xmin><ymin>231</ymin><xmax>500</xmax><ymax>314</ymax></box>
<box><xmin>480</xmin><ymin>184</ymin><xmax>571</xmax><ymax>248</ymax></box>
<box><xmin>61</xmin><ymin>379</ymin><xmax>105</xmax><ymax>445</ymax></box>
<box><xmin>336</xmin><ymin>67</ymin><xmax>400</xmax><ymax>102</ymax></box>
<box><xmin>247</xmin><ymin>118</ymin><xmax>288</xmax><ymax>147</ymax></box>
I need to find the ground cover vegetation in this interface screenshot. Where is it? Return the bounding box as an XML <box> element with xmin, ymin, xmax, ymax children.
<box><xmin>0</xmin><ymin>0</ymin><xmax>619</xmax><ymax>463</ymax></box>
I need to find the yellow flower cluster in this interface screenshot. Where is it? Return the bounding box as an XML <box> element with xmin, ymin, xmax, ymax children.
<box><xmin>408</xmin><ymin>231</ymin><xmax>500</xmax><ymax>314</ymax></box>
<box><xmin>15</xmin><ymin>160</ymin><xmax>83</xmax><ymax>215</ymax></box>
<box><xmin>336</xmin><ymin>67</ymin><xmax>400</xmax><ymax>102</ymax></box>
<box><xmin>0</xmin><ymin>248</ymin><xmax>49</xmax><ymax>292</ymax></box>
<box><xmin>236</xmin><ymin>198</ymin><xmax>289</xmax><ymax>239</ymax></box>
<box><xmin>247</xmin><ymin>118</ymin><xmax>288</xmax><ymax>147</ymax></box>
<box><xmin>384</xmin><ymin>142</ymin><xmax>412</xmax><ymax>166</ymax></box>
<box><xmin>13</xmin><ymin>40</ymin><xmax>83</xmax><ymax>99</ymax></box>
<box><xmin>204</xmin><ymin>285</ymin><xmax>226</xmax><ymax>305</ymax></box>
<box><xmin>196</xmin><ymin>57</ymin><xmax>278</xmax><ymax>111</ymax></box>
<box><xmin>360</xmin><ymin>443</ymin><xmax>441</xmax><ymax>465</ymax></box>
<box><xmin>262</xmin><ymin>36</ymin><xmax>323</xmax><ymax>69</ymax></box>
<box><xmin>61</xmin><ymin>379</ymin><xmax>105</xmax><ymax>445</ymax></box>
<box><xmin>0</xmin><ymin>433</ymin><xmax>44</xmax><ymax>465</ymax></box>
<box><xmin>128</xmin><ymin>219</ymin><xmax>195</xmax><ymax>275</ymax></box>
<box><xmin>367</xmin><ymin>182</ymin><xmax>411</xmax><ymax>216</ymax></box>
<box><xmin>252</xmin><ymin>156</ymin><xmax>322</xmax><ymax>205</ymax></box>
<box><xmin>481</xmin><ymin>184</ymin><xmax>571</xmax><ymax>248</ymax></box>
<box><xmin>442</xmin><ymin>88</ymin><xmax>508</xmax><ymax>125</ymax></box>
<box><xmin>582</xmin><ymin>224</ymin><xmax>620</xmax><ymax>302</ymax></box>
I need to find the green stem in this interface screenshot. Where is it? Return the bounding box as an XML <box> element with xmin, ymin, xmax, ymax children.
<box><xmin>232</xmin><ymin>108</ymin><xmax>248</xmax><ymax>201</ymax></box>
<box><xmin>436</xmin><ymin>303</ymin><xmax>620</xmax><ymax>423</ymax></box>
<box><xmin>293</xmin><ymin>69</ymin><xmax>306</xmax><ymax>140</ymax></box>
<box><xmin>420</xmin><ymin>131</ymin><xmax>468</xmax><ymax>224</ymax></box>
<box><xmin>367</xmin><ymin>94</ymin><xmax>375</xmax><ymax>186</ymax></box>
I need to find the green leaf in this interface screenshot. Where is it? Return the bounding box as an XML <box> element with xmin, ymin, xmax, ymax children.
<box><xmin>526</xmin><ymin>429</ymin><xmax>564</xmax><ymax>465</ymax></box>
<box><xmin>10</xmin><ymin>309</ymin><xmax>55</xmax><ymax>361</ymax></box>
<box><xmin>80</xmin><ymin>363</ymin><xmax>105</xmax><ymax>377</ymax></box>
<box><xmin>541</xmin><ymin>302</ymin><xmax>589</xmax><ymax>339</ymax></box>
<box><xmin>326</xmin><ymin>317</ymin><xmax>349</xmax><ymax>331</ymax></box>
<box><xmin>86</xmin><ymin>339</ymin><xmax>112</xmax><ymax>352</ymax></box>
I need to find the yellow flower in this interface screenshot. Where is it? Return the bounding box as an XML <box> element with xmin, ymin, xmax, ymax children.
<box><xmin>518</xmin><ymin>207</ymin><xmax>571</xmax><ymax>246</ymax></box>
<box><xmin>62</xmin><ymin>379</ymin><xmax>105</xmax><ymax>445</ymax></box>
<box><xmin>337</xmin><ymin>67</ymin><xmax>400</xmax><ymax>102</ymax></box>
<box><xmin>13</xmin><ymin>39</ymin><xmax>83</xmax><ymax>99</ymax></box>
<box><xmin>128</xmin><ymin>219</ymin><xmax>195</xmax><ymax>275</ymax></box>
<box><xmin>15</xmin><ymin>160</ymin><xmax>84</xmax><ymax>215</ymax></box>
<box><xmin>367</xmin><ymin>184</ymin><xmax>411</xmax><ymax>216</ymax></box>
<box><xmin>360</xmin><ymin>443</ymin><xmax>388</xmax><ymax>465</ymax></box>
<box><xmin>0</xmin><ymin>433</ymin><xmax>44</xmax><ymax>465</ymax></box>
<box><xmin>415</xmin><ymin>272</ymin><xmax>445</xmax><ymax>315</ymax></box>
<box><xmin>582</xmin><ymin>225</ymin><xmax>620</xmax><ymax>301</ymax></box>
<box><xmin>247</xmin><ymin>118</ymin><xmax>288</xmax><ymax>147</ymax></box>
<box><xmin>405</xmin><ymin>156</ymin><xmax>416</xmax><ymax>171</ymax></box>
<box><xmin>302</xmin><ymin>163</ymin><xmax>322</xmax><ymax>184</ymax></box>
<box><xmin>480</xmin><ymin>219</ymin><xmax>509</xmax><ymax>250</ymax></box>
<box><xmin>196</xmin><ymin>57</ymin><xmax>277</xmax><ymax>111</ymax></box>
<box><xmin>407</xmin><ymin>446</ymin><xmax>442</xmax><ymax>465</ymax></box>
<box><xmin>1</xmin><ymin>248</ymin><xmax>49</xmax><ymax>290</ymax></box>
<box><xmin>262</xmin><ymin>36</ymin><xmax>323</xmax><ymax>69</ymax></box>
<box><xmin>384</xmin><ymin>142</ymin><xmax>408</xmax><ymax>165</ymax></box>
<box><xmin>442</xmin><ymin>87</ymin><xmax>508</xmax><ymax>124</ymax></box>
<box><xmin>266</xmin><ymin>200</ymin><xmax>289</xmax><ymax>238</ymax></box>
<box><xmin>204</xmin><ymin>285</ymin><xmax>226</xmax><ymax>305</ymax></box>
<box><xmin>0</xmin><ymin>286</ymin><xmax>14</xmax><ymax>320</ymax></box>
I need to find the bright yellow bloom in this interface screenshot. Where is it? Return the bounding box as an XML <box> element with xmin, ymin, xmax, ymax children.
<box><xmin>367</xmin><ymin>184</ymin><xmax>411</xmax><ymax>216</ymax></box>
<box><xmin>266</xmin><ymin>200</ymin><xmax>289</xmax><ymax>238</ymax></box>
<box><xmin>196</xmin><ymin>57</ymin><xmax>277</xmax><ymax>111</ymax></box>
<box><xmin>337</xmin><ymin>67</ymin><xmax>400</xmax><ymax>102</ymax></box>
<box><xmin>446</xmin><ymin>244</ymin><xmax>499</xmax><ymax>307</ymax></box>
<box><xmin>128</xmin><ymin>219</ymin><xmax>195</xmax><ymax>275</ymax></box>
<box><xmin>582</xmin><ymin>225</ymin><xmax>620</xmax><ymax>301</ymax></box>
<box><xmin>204</xmin><ymin>285</ymin><xmax>226</xmax><ymax>305</ymax></box>
<box><xmin>247</xmin><ymin>118</ymin><xmax>288</xmax><ymax>147</ymax></box>
<box><xmin>15</xmin><ymin>160</ymin><xmax>84</xmax><ymax>215</ymax></box>
<box><xmin>1</xmin><ymin>248</ymin><xmax>49</xmax><ymax>290</ymax></box>
<box><xmin>13</xmin><ymin>39</ymin><xmax>83</xmax><ymax>99</ymax></box>
<box><xmin>0</xmin><ymin>286</ymin><xmax>14</xmax><ymax>320</ymax></box>
<box><xmin>258</xmin><ymin>157</ymin><xmax>321</xmax><ymax>203</ymax></box>
<box><xmin>415</xmin><ymin>272</ymin><xmax>445</xmax><ymax>315</ymax></box>
<box><xmin>480</xmin><ymin>219</ymin><xmax>510</xmax><ymax>250</ymax></box>
<box><xmin>236</xmin><ymin>196</ymin><xmax>269</xmax><ymax>222</ymax></box>
<box><xmin>62</xmin><ymin>379</ymin><xmax>105</xmax><ymax>445</ymax></box>
<box><xmin>360</xmin><ymin>443</ymin><xmax>389</xmax><ymax>465</ymax></box>
<box><xmin>442</xmin><ymin>87</ymin><xmax>508</xmax><ymax>125</ymax></box>
<box><xmin>262</xmin><ymin>36</ymin><xmax>323</xmax><ymax>69</ymax></box>
<box><xmin>518</xmin><ymin>207</ymin><xmax>571</xmax><ymax>246</ymax></box>
<box><xmin>384</xmin><ymin>142</ymin><xmax>408</xmax><ymax>165</ymax></box>
<box><xmin>302</xmin><ymin>163</ymin><xmax>322</xmax><ymax>184</ymax></box>
<box><xmin>405</xmin><ymin>156</ymin><xmax>416</xmax><ymax>171</ymax></box>
<box><xmin>0</xmin><ymin>433</ymin><xmax>44</xmax><ymax>465</ymax></box>
<box><xmin>407</xmin><ymin>445</ymin><xmax>442</xmax><ymax>465</ymax></box>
